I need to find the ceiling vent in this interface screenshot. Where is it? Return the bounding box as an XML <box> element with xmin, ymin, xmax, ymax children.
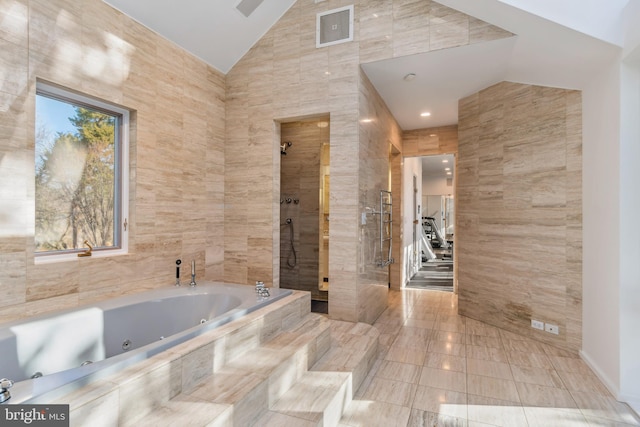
<box><xmin>316</xmin><ymin>5</ymin><xmax>354</xmax><ymax>48</ymax></box>
<box><xmin>236</xmin><ymin>0</ymin><xmax>264</xmax><ymax>17</ymax></box>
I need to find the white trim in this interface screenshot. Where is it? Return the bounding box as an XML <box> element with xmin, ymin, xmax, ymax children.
<box><xmin>316</xmin><ymin>5</ymin><xmax>354</xmax><ymax>48</ymax></box>
<box><xmin>580</xmin><ymin>349</ymin><xmax>620</xmax><ymax>398</ymax></box>
<box><xmin>34</xmin><ymin>81</ymin><xmax>130</xmax><ymax>263</ymax></box>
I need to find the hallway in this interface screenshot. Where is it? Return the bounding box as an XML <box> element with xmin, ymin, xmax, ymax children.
<box><xmin>340</xmin><ymin>289</ymin><xmax>640</xmax><ymax>426</ymax></box>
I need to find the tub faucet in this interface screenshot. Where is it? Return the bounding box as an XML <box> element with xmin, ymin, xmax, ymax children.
<box><xmin>189</xmin><ymin>260</ymin><xmax>197</xmax><ymax>287</ymax></box>
<box><xmin>0</xmin><ymin>378</ymin><xmax>14</xmax><ymax>403</ymax></box>
<box><xmin>255</xmin><ymin>281</ymin><xmax>270</xmax><ymax>297</ymax></box>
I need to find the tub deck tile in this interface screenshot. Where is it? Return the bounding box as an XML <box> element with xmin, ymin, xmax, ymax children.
<box><xmin>121</xmin><ymin>394</ymin><xmax>232</xmax><ymax>427</ymax></box>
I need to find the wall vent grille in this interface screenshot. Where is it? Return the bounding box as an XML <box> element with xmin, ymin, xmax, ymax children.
<box><xmin>316</xmin><ymin>5</ymin><xmax>354</xmax><ymax>48</ymax></box>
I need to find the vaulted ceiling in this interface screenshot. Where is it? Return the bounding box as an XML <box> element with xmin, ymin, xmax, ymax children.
<box><xmin>102</xmin><ymin>0</ymin><xmax>627</xmax><ymax>130</ymax></box>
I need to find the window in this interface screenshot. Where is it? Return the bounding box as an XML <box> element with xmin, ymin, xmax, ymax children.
<box><xmin>35</xmin><ymin>81</ymin><xmax>129</xmax><ymax>261</ymax></box>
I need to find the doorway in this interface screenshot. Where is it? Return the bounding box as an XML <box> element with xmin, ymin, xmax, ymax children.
<box><xmin>405</xmin><ymin>154</ymin><xmax>455</xmax><ymax>291</ymax></box>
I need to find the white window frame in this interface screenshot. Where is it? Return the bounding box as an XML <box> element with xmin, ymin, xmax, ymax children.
<box><xmin>35</xmin><ymin>81</ymin><xmax>130</xmax><ymax>264</ymax></box>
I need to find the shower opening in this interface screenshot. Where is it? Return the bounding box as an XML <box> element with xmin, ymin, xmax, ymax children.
<box><xmin>279</xmin><ymin>116</ymin><xmax>330</xmax><ymax>305</ymax></box>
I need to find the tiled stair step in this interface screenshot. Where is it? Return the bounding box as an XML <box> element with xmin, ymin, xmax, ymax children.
<box><xmin>256</xmin><ymin>321</ymin><xmax>379</xmax><ymax>427</ymax></box>
<box><xmin>311</xmin><ymin>320</ymin><xmax>380</xmax><ymax>395</ymax></box>
<box><xmin>134</xmin><ymin>313</ymin><xmax>332</xmax><ymax>426</ymax></box>
<box><xmin>262</xmin><ymin>370</ymin><xmax>353</xmax><ymax>427</ymax></box>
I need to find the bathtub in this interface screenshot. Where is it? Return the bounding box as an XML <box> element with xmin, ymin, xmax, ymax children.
<box><xmin>0</xmin><ymin>282</ymin><xmax>291</xmax><ymax>404</ymax></box>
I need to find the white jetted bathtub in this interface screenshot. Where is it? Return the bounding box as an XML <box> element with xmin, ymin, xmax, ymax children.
<box><xmin>0</xmin><ymin>282</ymin><xmax>290</xmax><ymax>404</ymax></box>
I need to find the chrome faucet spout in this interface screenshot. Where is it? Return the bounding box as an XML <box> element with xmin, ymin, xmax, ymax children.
<box><xmin>189</xmin><ymin>260</ymin><xmax>197</xmax><ymax>287</ymax></box>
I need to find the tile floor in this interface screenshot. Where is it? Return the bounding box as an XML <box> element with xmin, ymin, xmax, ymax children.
<box><xmin>340</xmin><ymin>289</ymin><xmax>640</xmax><ymax>427</ymax></box>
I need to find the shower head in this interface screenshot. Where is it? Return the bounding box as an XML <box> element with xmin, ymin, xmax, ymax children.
<box><xmin>281</xmin><ymin>141</ymin><xmax>292</xmax><ymax>155</ymax></box>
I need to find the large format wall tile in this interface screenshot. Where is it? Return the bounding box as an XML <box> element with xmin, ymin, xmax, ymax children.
<box><xmin>457</xmin><ymin>82</ymin><xmax>582</xmax><ymax>353</ymax></box>
<box><xmin>0</xmin><ymin>0</ymin><xmax>225</xmax><ymax>322</ymax></box>
<box><xmin>224</xmin><ymin>0</ymin><xmax>511</xmax><ymax>323</ymax></box>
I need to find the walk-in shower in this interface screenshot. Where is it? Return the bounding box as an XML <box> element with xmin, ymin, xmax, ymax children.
<box><xmin>279</xmin><ymin>118</ymin><xmax>330</xmax><ymax>303</ymax></box>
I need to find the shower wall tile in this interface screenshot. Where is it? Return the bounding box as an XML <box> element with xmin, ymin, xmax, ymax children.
<box><xmin>224</xmin><ymin>0</ymin><xmax>512</xmax><ymax>323</ymax></box>
<box><xmin>0</xmin><ymin>0</ymin><xmax>226</xmax><ymax>323</ymax></box>
<box><xmin>457</xmin><ymin>82</ymin><xmax>582</xmax><ymax>353</ymax></box>
<box><xmin>280</xmin><ymin>121</ymin><xmax>327</xmax><ymax>299</ymax></box>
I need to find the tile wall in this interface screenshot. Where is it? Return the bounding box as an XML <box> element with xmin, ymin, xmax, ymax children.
<box><xmin>223</xmin><ymin>0</ymin><xmax>511</xmax><ymax>323</ymax></box>
<box><xmin>457</xmin><ymin>81</ymin><xmax>583</xmax><ymax>353</ymax></box>
<box><xmin>0</xmin><ymin>0</ymin><xmax>225</xmax><ymax>323</ymax></box>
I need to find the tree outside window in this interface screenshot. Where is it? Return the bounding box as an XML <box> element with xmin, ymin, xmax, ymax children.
<box><xmin>35</xmin><ymin>82</ymin><xmax>129</xmax><ymax>258</ymax></box>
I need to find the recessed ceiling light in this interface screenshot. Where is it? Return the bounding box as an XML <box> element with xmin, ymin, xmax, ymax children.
<box><xmin>420</xmin><ymin>112</ymin><xmax>431</xmax><ymax>117</ymax></box>
<box><xmin>317</xmin><ymin>121</ymin><xmax>329</xmax><ymax>128</ymax></box>
<box><xmin>403</xmin><ymin>73</ymin><xmax>416</xmax><ymax>81</ymax></box>
<box><xmin>361</xmin><ymin>118</ymin><xmax>373</xmax><ymax>123</ymax></box>
<box><xmin>442</xmin><ymin>159</ymin><xmax>449</xmax><ymax>163</ymax></box>
<box><xmin>447</xmin><ymin>172</ymin><xmax>452</xmax><ymax>175</ymax></box>
<box><xmin>445</xmin><ymin>167</ymin><xmax>450</xmax><ymax>171</ymax></box>
<box><xmin>430</xmin><ymin>134</ymin><xmax>437</xmax><ymax>137</ymax></box>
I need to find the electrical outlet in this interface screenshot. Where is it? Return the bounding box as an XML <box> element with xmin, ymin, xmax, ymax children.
<box><xmin>545</xmin><ymin>323</ymin><xmax>559</xmax><ymax>335</ymax></box>
<box><xmin>531</xmin><ymin>319</ymin><xmax>544</xmax><ymax>330</ymax></box>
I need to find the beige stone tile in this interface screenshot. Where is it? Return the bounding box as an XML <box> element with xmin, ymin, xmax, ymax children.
<box><xmin>412</xmin><ymin>385</ymin><xmax>468</xmax><ymax>420</ymax></box>
<box><xmin>433</xmin><ymin>330</ymin><xmax>466</xmax><ymax>344</ymax></box>
<box><xmin>407</xmin><ymin>408</ymin><xmax>468</xmax><ymax>427</ymax></box>
<box><xmin>393</xmin><ymin>333</ymin><xmax>430</xmax><ymax>350</ymax></box>
<box><xmin>258</xmin><ymin>411</ymin><xmax>317</xmax><ymax>427</ymax></box>
<box><xmin>466</xmin><ymin>334</ymin><xmax>503</xmax><ymax>349</ymax></box>
<box><xmin>467</xmin><ymin>374</ymin><xmax>520</xmax><ymax>403</ymax></box>
<box><xmin>511</xmin><ymin>365</ymin><xmax>563</xmax><ymax>388</ymax></box>
<box><xmin>404</xmin><ymin>317</ymin><xmax>436</xmax><ymax>329</ymax></box>
<box><xmin>69</xmin><ymin>387</ymin><xmax>120</xmax><ymax>427</ymax></box>
<box><xmin>506</xmin><ymin>350</ymin><xmax>553</xmax><ymax>369</ymax></box>
<box><xmin>122</xmin><ymin>394</ymin><xmax>232</xmax><ymax>427</ymax></box>
<box><xmin>419</xmin><ymin>366</ymin><xmax>467</xmax><ymax>393</ymax></box>
<box><xmin>583</xmin><ymin>416</ymin><xmax>640</xmax><ymax>426</ymax></box>
<box><xmin>424</xmin><ymin>352</ymin><xmax>467</xmax><ymax>373</ymax></box>
<box><xmin>467</xmin><ymin>394</ymin><xmax>527</xmax><ymax>427</ymax></box>
<box><xmin>359</xmin><ymin>376</ymin><xmax>417</xmax><ymax>407</ymax></box>
<box><xmin>549</xmin><ymin>355</ymin><xmax>595</xmax><ymax>374</ymax></box>
<box><xmin>466</xmin><ymin>358</ymin><xmax>513</xmax><ymax>380</ymax></box>
<box><xmin>466</xmin><ymin>345</ymin><xmax>508</xmax><ymax>363</ymax></box>
<box><xmin>523</xmin><ymin>406</ymin><xmax>588</xmax><ymax>427</ymax></box>
<box><xmin>375</xmin><ymin>360</ymin><xmax>422</xmax><ymax>384</ymax></box>
<box><xmin>340</xmin><ymin>400</ymin><xmax>411</xmax><ymax>427</ymax></box>
<box><xmin>117</xmin><ymin>356</ymin><xmax>183</xmax><ymax>424</ymax></box>
<box><xmin>515</xmin><ymin>382</ymin><xmax>577</xmax><ymax>408</ymax></box>
<box><xmin>558</xmin><ymin>370</ymin><xmax>612</xmax><ymax>395</ymax></box>
<box><xmin>428</xmin><ymin>340</ymin><xmax>466</xmax><ymax>357</ymax></box>
<box><xmin>571</xmin><ymin>391</ymin><xmax>640</xmax><ymax>426</ymax></box>
<box><xmin>385</xmin><ymin>345</ymin><xmax>428</xmax><ymax>366</ymax></box>
<box><xmin>271</xmin><ymin>371</ymin><xmax>351</xmax><ymax>426</ymax></box>
<box><xmin>501</xmin><ymin>338</ymin><xmax>547</xmax><ymax>355</ymax></box>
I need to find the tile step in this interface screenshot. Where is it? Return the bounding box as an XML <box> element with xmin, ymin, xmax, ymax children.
<box><xmin>130</xmin><ymin>313</ymin><xmax>331</xmax><ymax>426</ymax></box>
<box><xmin>257</xmin><ymin>320</ymin><xmax>380</xmax><ymax>427</ymax></box>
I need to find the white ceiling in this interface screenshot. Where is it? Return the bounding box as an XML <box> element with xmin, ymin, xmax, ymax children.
<box><xmin>102</xmin><ymin>0</ymin><xmax>625</xmax><ymax>131</ymax></box>
<box><xmin>102</xmin><ymin>0</ymin><xmax>296</xmax><ymax>74</ymax></box>
<box><xmin>361</xmin><ymin>37</ymin><xmax>517</xmax><ymax>130</ymax></box>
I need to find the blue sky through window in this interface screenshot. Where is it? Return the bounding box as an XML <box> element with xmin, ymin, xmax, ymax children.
<box><xmin>36</xmin><ymin>95</ymin><xmax>78</xmax><ymax>136</ymax></box>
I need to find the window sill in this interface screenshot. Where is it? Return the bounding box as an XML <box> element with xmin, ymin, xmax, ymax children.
<box><xmin>34</xmin><ymin>248</ymin><xmax>129</xmax><ymax>265</ymax></box>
